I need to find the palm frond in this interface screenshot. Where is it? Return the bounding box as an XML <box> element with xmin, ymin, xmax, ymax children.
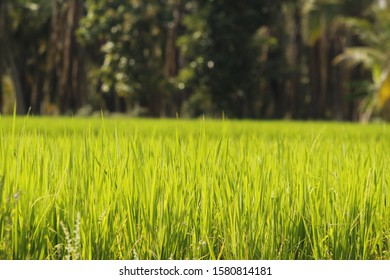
<box><xmin>333</xmin><ymin>47</ymin><xmax>386</xmax><ymax>68</ymax></box>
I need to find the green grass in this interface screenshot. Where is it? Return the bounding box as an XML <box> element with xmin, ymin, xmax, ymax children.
<box><xmin>0</xmin><ymin>116</ymin><xmax>389</xmax><ymax>260</ymax></box>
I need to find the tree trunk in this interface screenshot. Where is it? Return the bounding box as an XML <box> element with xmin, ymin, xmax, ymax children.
<box><xmin>331</xmin><ymin>27</ymin><xmax>347</xmax><ymax>121</ymax></box>
<box><xmin>30</xmin><ymin>72</ymin><xmax>44</xmax><ymax>114</ymax></box>
<box><xmin>163</xmin><ymin>0</ymin><xmax>182</xmax><ymax>117</ymax></box>
<box><xmin>7</xmin><ymin>43</ymin><xmax>26</xmax><ymax>114</ymax></box>
<box><xmin>59</xmin><ymin>0</ymin><xmax>75</xmax><ymax>113</ymax></box>
<box><xmin>285</xmin><ymin>4</ymin><xmax>303</xmax><ymax>119</ymax></box>
<box><xmin>43</xmin><ymin>0</ymin><xmax>61</xmax><ymax>113</ymax></box>
<box><xmin>53</xmin><ymin>0</ymin><xmax>85</xmax><ymax>115</ymax></box>
<box><xmin>0</xmin><ymin>0</ymin><xmax>26</xmax><ymax>114</ymax></box>
<box><xmin>318</xmin><ymin>15</ymin><xmax>328</xmax><ymax>119</ymax></box>
<box><xmin>0</xmin><ymin>0</ymin><xmax>4</xmax><ymax>114</ymax></box>
<box><xmin>309</xmin><ymin>41</ymin><xmax>321</xmax><ymax>119</ymax></box>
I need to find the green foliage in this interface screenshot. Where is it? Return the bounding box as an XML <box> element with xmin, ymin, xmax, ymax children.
<box><xmin>334</xmin><ymin>2</ymin><xmax>390</xmax><ymax>119</ymax></box>
<box><xmin>181</xmin><ymin>89</ymin><xmax>213</xmax><ymax>118</ymax></box>
<box><xmin>178</xmin><ymin>0</ymin><xmax>283</xmax><ymax>117</ymax></box>
<box><xmin>77</xmin><ymin>0</ymin><xmax>174</xmax><ymax>114</ymax></box>
<box><xmin>7</xmin><ymin>0</ymin><xmax>52</xmax><ymax>31</ymax></box>
<box><xmin>0</xmin><ymin>0</ymin><xmax>54</xmax><ymax>114</ymax></box>
<box><xmin>0</xmin><ymin>117</ymin><xmax>389</xmax><ymax>259</ymax></box>
<box><xmin>2</xmin><ymin>0</ymin><xmax>390</xmax><ymax>120</ymax></box>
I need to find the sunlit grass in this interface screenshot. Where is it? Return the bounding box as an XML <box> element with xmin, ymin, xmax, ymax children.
<box><xmin>0</xmin><ymin>116</ymin><xmax>389</xmax><ymax>259</ymax></box>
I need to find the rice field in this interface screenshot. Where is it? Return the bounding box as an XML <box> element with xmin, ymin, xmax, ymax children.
<box><xmin>0</xmin><ymin>116</ymin><xmax>389</xmax><ymax>260</ymax></box>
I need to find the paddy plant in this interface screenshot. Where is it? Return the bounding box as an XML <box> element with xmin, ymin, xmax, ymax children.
<box><xmin>0</xmin><ymin>117</ymin><xmax>389</xmax><ymax>260</ymax></box>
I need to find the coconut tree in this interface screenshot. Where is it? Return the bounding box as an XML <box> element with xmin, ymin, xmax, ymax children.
<box><xmin>334</xmin><ymin>1</ymin><xmax>390</xmax><ymax>121</ymax></box>
<box><xmin>301</xmin><ymin>0</ymin><xmax>375</xmax><ymax>120</ymax></box>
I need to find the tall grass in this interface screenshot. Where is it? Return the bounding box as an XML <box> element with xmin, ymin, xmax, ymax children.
<box><xmin>0</xmin><ymin>117</ymin><xmax>389</xmax><ymax>260</ymax></box>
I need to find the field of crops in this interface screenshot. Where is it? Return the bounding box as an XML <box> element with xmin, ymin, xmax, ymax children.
<box><xmin>0</xmin><ymin>116</ymin><xmax>389</xmax><ymax>260</ymax></box>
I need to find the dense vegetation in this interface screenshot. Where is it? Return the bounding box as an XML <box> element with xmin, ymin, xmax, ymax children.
<box><xmin>1</xmin><ymin>117</ymin><xmax>389</xmax><ymax>259</ymax></box>
<box><xmin>1</xmin><ymin>0</ymin><xmax>390</xmax><ymax>121</ymax></box>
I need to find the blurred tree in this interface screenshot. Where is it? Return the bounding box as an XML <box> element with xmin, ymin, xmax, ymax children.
<box><xmin>283</xmin><ymin>1</ymin><xmax>305</xmax><ymax>119</ymax></box>
<box><xmin>0</xmin><ymin>0</ymin><xmax>86</xmax><ymax>115</ymax></box>
<box><xmin>78</xmin><ymin>0</ymin><xmax>182</xmax><ymax>116</ymax></box>
<box><xmin>58</xmin><ymin>0</ymin><xmax>86</xmax><ymax>114</ymax></box>
<box><xmin>44</xmin><ymin>0</ymin><xmax>86</xmax><ymax>115</ymax></box>
<box><xmin>334</xmin><ymin>0</ymin><xmax>390</xmax><ymax>120</ymax></box>
<box><xmin>0</xmin><ymin>0</ymin><xmax>5</xmax><ymax>113</ymax></box>
<box><xmin>1</xmin><ymin>0</ymin><xmax>388</xmax><ymax>121</ymax></box>
<box><xmin>301</xmin><ymin>0</ymin><xmax>375</xmax><ymax>120</ymax></box>
<box><xmin>177</xmin><ymin>0</ymin><xmax>283</xmax><ymax>118</ymax></box>
<box><xmin>0</xmin><ymin>0</ymin><xmax>28</xmax><ymax>114</ymax></box>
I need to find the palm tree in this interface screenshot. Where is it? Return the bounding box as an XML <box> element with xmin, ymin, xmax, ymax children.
<box><xmin>334</xmin><ymin>1</ymin><xmax>390</xmax><ymax>121</ymax></box>
<box><xmin>301</xmin><ymin>0</ymin><xmax>375</xmax><ymax>120</ymax></box>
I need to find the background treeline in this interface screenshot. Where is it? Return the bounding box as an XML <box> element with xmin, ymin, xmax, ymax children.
<box><xmin>0</xmin><ymin>0</ymin><xmax>390</xmax><ymax>121</ymax></box>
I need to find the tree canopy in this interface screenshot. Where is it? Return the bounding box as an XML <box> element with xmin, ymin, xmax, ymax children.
<box><xmin>1</xmin><ymin>0</ymin><xmax>390</xmax><ymax>121</ymax></box>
